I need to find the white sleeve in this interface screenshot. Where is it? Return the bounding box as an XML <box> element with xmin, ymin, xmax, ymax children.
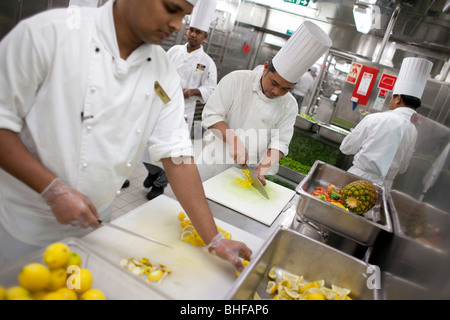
<box><xmin>201</xmin><ymin>72</ymin><xmax>236</xmax><ymax>129</ymax></box>
<box><xmin>0</xmin><ymin>19</ymin><xmax>48</xmax><ymax>132</ymax></box>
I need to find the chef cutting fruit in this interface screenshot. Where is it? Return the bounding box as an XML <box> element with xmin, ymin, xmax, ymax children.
<box><xmin>0</xmin><ymin>0</ymin><xmax>251</xmax><ymax>272</ymax></box>
<box><xmin>197</xmin><ymin>21</ymin><xmax>332</xmax><ymax>185</ymax></box>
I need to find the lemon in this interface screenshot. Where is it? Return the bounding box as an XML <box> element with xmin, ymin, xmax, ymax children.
<box><xmin>147</xmin><ymin>269</ymin><xmax>163</xmax><ymax>282</ymax></box>
<box><xmin>46</xmin><ymin>268</ymin><xmax>67</xmax><ymax>291</ymax></box>
<box><xmin>235</xmin><ymin>260</ymin><xmax>249</xmax><ymax>276</ymax></box>
<box><xmin>56</xmin><ymin>287</ymin><xmax>78</xmax><ymax>300</ymax></box>
<box><xmin>265</xmin><ymin>281</ymin><xmax>277</xmax><ymax>294</ymax></box>
<box><xmin>69</xmin><ymin>268</ymin><xmax>93</xmax><ymax>294</ymax></box>
<box><xmin>0</xmin><ymin>285</ymin><xmax>6</xmax><ymax>300</ymax></box>
<box><xmin>268</xmin><ymin>267</ymin><xmax>277</xmax><ymax>280</ymax></box>
<box><xmin>30</xmin><ymin>290</ymin><xmax>47</xmax><ymax>300</ymax></box>
<box><xmin>65</xmin><ymin>251</ymin><xmax>82</xmax><ymax>269</ymax></box>
<box><xmin>284</xmin><ymin>287</ymin><xmax>301</xmax><ymax>299</ymax></box>
<box><xmin>42</xmin><ymin>291</ymin><xmax>67</xmax><ymax>300</ymax></box>
<box><xmin>43</xmin><ymin>242</ymin><xmax>71</xmax><ymax>269</ymax></box>
<box><xmin>178</xmin><ymin>211</ymin><xmax>186</xmax><ymax>220</ymax></box>
<box><xmin>300</xmin><ymin>281</ymin><xmax>318</xmax><ymax>293</ymax></box>
<box><xmin>18</xmin><ymin>263</ymin><xmax>51</xmax><ymax>291</ymax></box>
<box><xmin>80</xmin><ymin>288</ymin><xmax>106</xmax><ymax>300</ymax></box>
<box><xmin>331</xmin><ymin>284</ymin><xmax>351</xmax><ymax>298</ymax></box>
<box><xmin>6</xmin><ymin>286</ymin><xmax>31</xmax><ymax>300</ymax></box>
<box><xmin>282</xmin><ymin>272</ymin><xmax>301</xmax><ymax>284</ymax></box>
<box><xmin>305</xmin><ymin>292</ymin><xmax>326</xmax><ymax>300</ymax></box>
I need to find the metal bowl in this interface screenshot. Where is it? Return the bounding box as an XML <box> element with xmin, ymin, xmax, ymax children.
<box><xmin>295</xmin><ymin>160</ymin><xmax>392</xmax><ymax>246</ymax></box>
<box><xmin>226</xmin><ymin>226</ymin><xmax>379</xmax><ymax>300</ymax></box>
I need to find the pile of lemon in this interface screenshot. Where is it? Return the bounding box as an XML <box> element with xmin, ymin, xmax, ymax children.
<box><xmin>253</xmin><ymin>267</ymin><xmax>352</xmax><ymax>300</ymax></box>
<box><xmin>236</xmin><ymin>169</ymin><xmax>252</xmax><ymax>188</ymax></box>
<box><xmin>119</xmin><ymin>257</ymin><xmax>171</xmax><ymax>284</ymax></box>
<box><xmin>0</xmin><ymin>242</ymin><xmax>106</xmax><ymax>300</ymax></box>
<box><xmin>178</xmin><ymin>211</ymin><xmax>230</xmax><ymax>246</ymax></box>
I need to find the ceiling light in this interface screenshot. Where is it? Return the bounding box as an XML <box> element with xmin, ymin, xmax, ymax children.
<box><xmin>353</xmin><ymin>4</ymin><xmax>381</xmax><ymax>34</ymax></box>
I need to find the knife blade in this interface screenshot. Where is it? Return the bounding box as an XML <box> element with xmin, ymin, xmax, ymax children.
<box><xmin>241</xmin><ymin>164</ymin><xmax>269</xmax><ymax>199</ymax></box>
<box><xmin>97</xmin><ymin>219</ymin><xmax>173</xmax><ymax>249</ymax></box>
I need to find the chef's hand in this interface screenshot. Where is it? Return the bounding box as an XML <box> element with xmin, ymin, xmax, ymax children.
<box><xmin>229</xmin><ymin>136</ymin><xmax>247</xmax><ymax>166</ymax></box>
<box><xmin>206</xmin><ymin>233</ymin><xmax>252</xmax><ymax>272</ymax></box>
<box><xmin>253</xmin><ymin>167</ymin><xmax>267</xmax><ymax>186</ymax></box>
<box><xmin>40</xmin><ymin>178</ymin><xmax>100</xmax><ymax>228</ymax></box>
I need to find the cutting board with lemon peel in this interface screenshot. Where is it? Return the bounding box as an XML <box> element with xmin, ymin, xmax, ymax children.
<box><xmin>82</xmin><ymin>195</ymin><xmax>264</xmax><ymax>300</ymax></box>
<box><xmin>202</xmin><ymin>167</ymin><xmax>296</xmax><ymax>226</ymax></box>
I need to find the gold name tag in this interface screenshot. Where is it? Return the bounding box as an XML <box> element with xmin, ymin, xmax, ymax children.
<box><xmin>154</xmin><ymin>81</ymin><xmax>171</xmax><ymax>104</ymax></box>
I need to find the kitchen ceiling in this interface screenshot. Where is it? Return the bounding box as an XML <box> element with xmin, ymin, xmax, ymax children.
<box><xmin>248</xmin><ymin>0</ymin><xmax>450</xmax><ymax>54</ymax></box>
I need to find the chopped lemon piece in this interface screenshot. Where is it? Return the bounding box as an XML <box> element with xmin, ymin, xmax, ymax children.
<box><xmin>268</xmin><ymin>267</ymin><xmax>277</xmax><ymax>280</ymax></box>
<box><xmin>284</xmin><ymin>287</ymin><xmax>301</xmax><ymax>299</ymax></box>
<box><xmin>146</xmin><ymin>269</ymin><xmax>163</xmax><ymax>282</ymax></box>
<box><xmin>306</xmin><ymin>292</ymin><xmax>326</xmax><ymax>300</ymax></box>
<box><xmin>178</xmin><ymin>211</ymin><xmax>186</xmax><ymax>220</ymax></box>
<box><xmin>282</xmin><ymin>272</ymin><xmax>301</xmax><ymax>284</ymax></box>
<box><xmin>265</xmin><ymin>281</ymin><xmax>277</xmax><ymax>294</ymax></box>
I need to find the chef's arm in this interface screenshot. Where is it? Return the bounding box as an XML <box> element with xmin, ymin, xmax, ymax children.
<box><xmin>0</xmin><ymin>128</ymin><xmax>99</xmax><ymax>227</ymax></box>
<box><xmin>183</xmin><ymin>88</ymin><xmax>201</xmax><ymax>99</ymax></box>
<box><xmin>254</xmin><ymin>149</ymin><xmax>284</xmax><ymax>186</ymax></box>
<box><xmin>209</xmin><ymin>121</ymin><xmax>247</xmax><ymax>165</ymax></box>
<box><xmin>162</xmin><ymin>157</ymin><xmax>252</xmax><ymax>271</ymax></box>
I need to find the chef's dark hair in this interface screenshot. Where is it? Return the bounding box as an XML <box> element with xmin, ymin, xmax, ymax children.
<box><xmin>394</xmin><ymin>94</ymin><xmax>421</xmax><ymax>110</ymax></box>
<box><xmin>267</xmin><ymin>60</ymin><xmax>276</xmax><ymax>73</ymax></box>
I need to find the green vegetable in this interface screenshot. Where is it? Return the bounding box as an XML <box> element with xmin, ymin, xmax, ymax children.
<box><xmin>317</xmin><ymin>195</ymin><xmax>327</xmax><ymax>201</ymax></box>
<box><xmin>279</xmin><ymin>157</ymin><xmax>311</xmax><ymax>175</ymax></box>
<box><xmin>329</xmin><ymin>190</ymin><xmax>341</xmax><ymax>200</ymax></box>
<box><xmin>298</xmin><ymin>114</ymin><xmax>317</xmax><ymax>122</ymax></box>
<box><xmin>287</xmin><ymin>133</ymin><xmax>341</xmax><ymax>167</ymax></box>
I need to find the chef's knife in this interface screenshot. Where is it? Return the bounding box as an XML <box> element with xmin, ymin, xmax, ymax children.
<box><xmin>241</xmin><ymin>164</ymin><xmax>269</xmax><ymax>200</ymax></box>
<box><xmin>97</xmin><ymin>219</ymin><xmax>173</xmax><ymax>249</ymax></box>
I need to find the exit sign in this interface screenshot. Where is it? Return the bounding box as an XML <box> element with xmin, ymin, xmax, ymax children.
<box><xmin>283</xmin><ymin>0</ymin><xmax>310</xmax><ymax>6</ymax></box>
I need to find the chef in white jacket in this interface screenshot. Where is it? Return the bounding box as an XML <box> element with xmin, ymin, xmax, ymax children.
<box><xmin>137</xmin><ymin>0</ymin><xmax>218</xmax><ymax>201</ymax></box>
<box><xmin>198</xmin><ymin>21</ymin><xmax>332</xmax><ymax>183</ymax></box>
<box><xmin>167</xmin><ymin>0</ymin><xmax>218</xmax><ymax>132</ymax></box>
<box><xmin>0</xmin><ymin>0</ymin><xmax>251</xmax><ymax>271</ymax></box>
<box><xmin>340</xmin><ymin>57</ymin><xmax>433</xmax><ymax>189</ymax></box>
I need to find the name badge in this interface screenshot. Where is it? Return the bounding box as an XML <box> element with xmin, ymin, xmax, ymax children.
<box><xmin>154</xmin><ymin>81</ymin><xmax>171</xmax><ymax>104</ymax></box>
<box><xmin>195</xmin><ymin>64</ymin><xmax>206</xmax><ymax>74</ymax></box>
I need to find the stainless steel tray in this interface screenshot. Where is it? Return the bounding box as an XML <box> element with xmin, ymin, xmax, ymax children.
<box><xmin>317</xmin><ymin>123</ymin><xmax>348</xmax><ymax>143</ymax></box>
<box><xmin>295</xmin><ymin>115</ymin><xmax>316</xmax><ymax>131</ymax></box>
<box><xmin>295</xmin><ymin>161</ymin><xmax>392</xmax><ymax>246</ymax></box>
<box><xmin>226</xmin><ymin>226</ymin><xmax>379</xmax><ymax>300</ymax></box>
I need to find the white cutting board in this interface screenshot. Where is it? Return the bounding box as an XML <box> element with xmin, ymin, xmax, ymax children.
<box><xmin>202</xmin><ymin>167</ymin><xmax>296</xmax><ymax>226</ymax></box>
<box><xmin>82</xmin><ymin>195</ymin><xmax>264</xmax><ymax>300</ymax></box>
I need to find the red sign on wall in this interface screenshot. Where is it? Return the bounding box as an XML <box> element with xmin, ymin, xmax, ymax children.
<box><xmin>350</xmin><ymin>65</ymin><xmax>379</xmax><ymax>106</ymax></box>
<box><xmin>378</xmin><ymin>73</ymin><xmax>397</xmax><ymax>91</ymax></box>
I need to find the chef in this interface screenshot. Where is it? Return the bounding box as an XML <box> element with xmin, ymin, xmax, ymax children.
<box><xmin>0</xmin><ymin>0</ymin><xmax>251</xmax><ymax>271</ymax></box>
<box><xmin>340</xmin><ymin>57</ymin><xmax>433</xmax><ymax>189</ymax></box>
<box><xmin>197</xmin><ymin>21</ymin><xmax>332</xmax><ymax>183</ymax></box>
<box><xmin>139</xmin><ymin>0</ymin><xmax>219</xmax><ymax>201</ymax></box>
<box><xmin>168</xmin><ymin>0</ymin><xmax>218</xmax><ymax>133</ymax></box>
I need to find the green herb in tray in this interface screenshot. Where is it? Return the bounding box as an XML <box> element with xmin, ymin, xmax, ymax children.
<box><xmin>298</xmin><ymin>114</ymin><xmax>317</xmax><ymax>122</ymax></box>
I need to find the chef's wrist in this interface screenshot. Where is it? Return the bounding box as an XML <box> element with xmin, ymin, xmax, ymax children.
<box><xmin>40</xmin><ymin>178</ymin><xmax>68</xmax><ymax>204</ymax></box>
<box><xmin>205</xmin><ymin>232</ymin><xmax>225</xmax><ymax>255</ymax></box>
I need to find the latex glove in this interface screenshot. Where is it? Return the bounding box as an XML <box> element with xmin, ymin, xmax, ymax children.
<box><xmin>229</xmin><ymin>136</ymin><xmax>247</xmax><ymax>166</ymax></box>
<box><xmin>206</xmin><ymin>233</ymin><xmax>252</xmax><ymax>272</ymax></box>
<box><xmin>40</xmin><ymin>178</ymin><xmax>100</xmax><ymax>228</ymax></box>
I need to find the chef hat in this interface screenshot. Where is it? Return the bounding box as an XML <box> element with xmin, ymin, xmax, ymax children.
<box><xmin>186</xmin><ymin>0</ymin><xmax>199</xmax><ymax>5</ymax></box>
<box><xmin>392</xmin><ymin>57</ymin><xmax>433</xmax><ymax>99</ymax></box>
<box><xmin>272</xmin><ymin>21</ymin><xmax>332</xmax><ymax>83</ymax></box>
<box><xmin>190</xmin><ymin>0</ymin><xmax>217</xmax><ymax>33</ymax></box>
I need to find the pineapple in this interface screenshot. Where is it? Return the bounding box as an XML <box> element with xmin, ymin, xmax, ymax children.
<box><xmin>341</xmin><ymin>180</ymin><xmax>378</xmax><ymax>215</ymax></box>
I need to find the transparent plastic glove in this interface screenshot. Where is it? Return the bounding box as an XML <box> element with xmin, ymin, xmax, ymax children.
<box><xmin>40</xmin><ymin>178</ymin><xmax>99</xmax><ymax>228</ymax></box>
<box><xmin>206</xmin><ymin>233</ymin><xmax>252</xmax><ymax>272</ymax></box>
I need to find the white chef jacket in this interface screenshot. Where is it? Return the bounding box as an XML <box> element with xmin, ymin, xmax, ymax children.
<box><xmin>167</xmin><ymin>44</ymin><xmax>217</xmax><ymax>131</ymax></box>
<box><xmin>292</xmin><ymin>71</ymin><xmax>314</xmax><ymax>97</ymax></box>
<box><xmin>0</xmin><ymin>1</ymin><xmax>192</xmax><ymax>246</ymax></box>
<box><xmin>340</xmin><ymin>107</ymin><xmax>418</xmax><ymax>189</ymax></box>
<box><xmin>197</xmin><ymin>69</ymin><xmax>298</xmax><ymax>181</ymax></box>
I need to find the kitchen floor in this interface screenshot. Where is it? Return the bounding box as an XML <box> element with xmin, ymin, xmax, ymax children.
<box><xmin>111</xmin><ymin>138</ymin><xmax>203</xmax><ymax>221</ymax></box>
